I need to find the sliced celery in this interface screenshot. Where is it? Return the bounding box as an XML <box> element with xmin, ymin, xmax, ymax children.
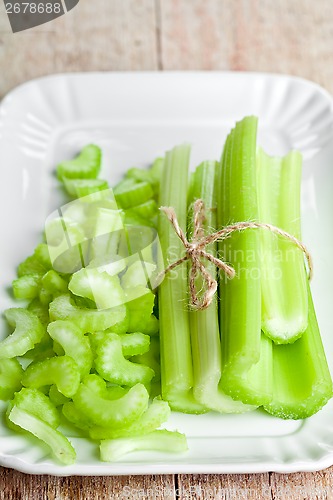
<box><xmin>0</xmin><ymin>359</ymin><xmax>23</xmax><ymax>400</ymax></box>
<box><xmin>264</xmin><ymin>287</ymin><xmax>332</xmax><ymax>418</ymax></box>
<box><xmin>10</xmin><ymin>387</ymin><xmax>60</xmax><ymax>428</ymax></box>
<box><xmin>56</xmin><ymin>144</ymin><xmax>101</xmax><ymax>181</ymax></box>
<box><xmin>117</xmin><ymin>332</ymin><xmax>151</xmax><ymax>357</ymax></box>
<box><xmin>8</xmin><ymin>406</ymin><xmax>76</xmax><ymax>465</ymax></box>
<box><xmin>64</xmin><ymin>178</ymin><xmax>108</xmax><ymax>198</ymax></box>
<box><xmin>217</xmin><ymin>118</ymin><xmax>272</xmax><ymax>406</ymax></box>
<box><xmin>100</xmin><ymin>430</ymin><xmax>188</xmax><ymax>462</ymax></box>
<box><xmin>257</xmin><ymin>148</ymin><xmax>308</xmax><ymax>343</ymax></box>
<box><xmin>12</xmin><ymin>274</ymin><xmax>42</xmax><ymax>300</ymax></box>
<box><xmin>68</xmin><ymin>268</ymin><xmax>125</xmax><ymax>309</ymax></box>
<box><xmin>89</xmin><ymin>397</ymin><xmax>170</xmax><ymax>440</ymax></box>
<box><xmin>47</xmin><ymin>321</ymin><xmax>93</xmax><ymax>377</ymax></box>
<box><xmin>0</xmin><ymin>309</ymin><xmax>44</xmax><ymax>359</ymax></box>
<box><xmin>17</xmin><ymin>244</ymin><xmax>52</xmax><ymax>278</ymax></box>
<box><xmin>114</xmin><ymin>179</ymin><xmax>154</xmax><ymax>209</ymax></box>
<box><xmin>94</xmin><ymin>333</ymin><xmax>154</xmax><ymax>386</ymax></box>
<box><xmin>158</xmin><ymin>145</ymin><xmax>206</xmax><ymax>413</ymax></box>
<box><xmin>73</xmin><ymin>381</ymin><xmax>149</xmax><ymax>427</ymax></box>
<box><xmin>22</xmin><ymin>356</ymin><xmax>80</xmax><ymax>398</ymax></box>
<box><xmin>189</xmin><ymin>162</ymin><xmax>256</xmax><ymax>413</ymax></box>
<box><xmin>49</xmin><ymin>294</ymin><xmax>127</xmax><ymax>332</ymax></box>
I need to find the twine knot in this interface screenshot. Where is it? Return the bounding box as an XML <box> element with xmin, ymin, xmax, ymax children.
<box><xmin>159</xmin><ymin>199</ymin><xmax>312</xmax><ymax>311</ymax></box>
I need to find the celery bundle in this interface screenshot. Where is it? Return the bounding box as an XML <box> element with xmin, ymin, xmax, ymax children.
<box><xmin>0</xmin><ymin>119</ymin><xmax>332</xmax><ymax>467</ymax></box>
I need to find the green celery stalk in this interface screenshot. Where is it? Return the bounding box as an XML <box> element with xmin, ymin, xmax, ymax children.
<box><xmin>217</xmin><ymin>117</ymin><xmax>273</xmax><ymax>406</ymax></box>
<box><xmin>188</xmin><ymin>161</ymin><xmax>256</xmax><ymax>413</ymax></box>
<box><xmin>257</xmin><ymin>150</ymin><xmax>332</xmax><ymax>418</ymax></box>
<box><xmin>264</xmin><ymin>288</ymin><xmax>333</xmax><ymax>418</ymax></box>
<box><xmin>257</xmin><ymin>148</ymin><xmax>308</xmax><ymax>343</ymax></box>
<box><xmin>158</xmin><ymin>145</ymin><xmax>206</xmax><ymax>413</ymax></box>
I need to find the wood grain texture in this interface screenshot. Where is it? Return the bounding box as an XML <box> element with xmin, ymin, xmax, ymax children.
<box><xmin>1</xmin><ymin>0</ymin><xmax>333</xmax><ymax>498</ymax></box>
<box><xmin>158</xmin><ymin>0</ymin><xmax>333</xmax><ymax>94</ymax></box>
<box><xmin>0</xmin><ymin>469</ymin><xmax>176</xmax><ymax>500</ymax></box>
<box><xmin>0</xmin><ymin>0</ymin><xmax>158</xmax><ymax>97</ymax></box>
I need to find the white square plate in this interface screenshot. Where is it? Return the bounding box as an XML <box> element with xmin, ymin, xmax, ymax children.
<box><xmin>1</xmin><ymin>72</ymin><xmax>333</xmax><ymax>476</ymax></box>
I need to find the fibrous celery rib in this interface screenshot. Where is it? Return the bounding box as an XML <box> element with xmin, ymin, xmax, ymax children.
<box><xmin>188</xmin><ymin>161</ymin><xmax>256</xmax><ymax>413</ymax></box>
<box><xmin>257</xmin><ymin>148</ymin><xmax>308</xmax><ymax>344</ymax></box>
<box><xmin>258</xmin><ymin>149</ymin><xmax>333</xmax><ymax>418</ymax></box>
<box><xmin>217</xmin><ymin>117</ymin><xmax>273</xmax><ymax>406</ymax></box>
<box><xmin>158</xmin><ymin>145</ymin><xmax>206</xmax><ymax>414</ymax></box>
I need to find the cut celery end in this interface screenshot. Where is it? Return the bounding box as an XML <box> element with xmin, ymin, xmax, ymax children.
<box><xmin>11</xmin><ymin>387</ymin><xmax>60</xmax><ymax>428</ymax></box>
<box><xmin>100</xmin><ymin>430</ymin><xmax>188</xmax><ymax>462</ymax></box>
<box><xmin>56</xmin><ymin>144</ymin><xmax>101</xmax><ymax>181</ymax></box>
<box><xmin>114</xmin><ymin>179</ymin><xmax>154</xmax><ymax>209</ymax></box>
<box><xmin>8</xmin><ymin>406</ymin><xmax>76</xmax><ymax>465</ymax></box>
<box><xmin>94</xmin><ymin>333</ymin><xmax>154</xmax><ymax>386</ymax></box>
<box><xmin>264</xmin><ymin>288</ymin><xmax>333</xmax><ymax>419</ymax></box>
<box><xmin>64</xmin><ymin>178</ymin><xmax>108</xmax><ymax>198</ymax></box>
<box><xmin>12</xmin><ymin>274</ymin><xmax>42</xmax><ymax>300</ymax></box>
<box><xmin>220</xmin><ymin>333</ymin><xmax>273</xmax><ymax>406</ymax></box>
<box><xmin>0</xmin><ymin>308</ymin><xmax>44</xmax><ymax>359</ymax></box>
<box><xmin>49</xmin><ymin>294</ymin><xmax>127</xmax><ymax>333</ymax></box>
<box><xmin>73</xmin><ymin>382</ymin><xmax>149</xmax><ymax>427</ymax></box>
<box><xmin>22</xmin><ymin>355</ymin><xmax>80</xmax><ymax>398</ymax></box>
<box><xmin>0</xmin><ymin>359</ymin><xmax>23</xmax><ymax>401</ymax></box>
<box><xmin>257</xmin><ymin>148</ymin><xmax>308</xmax><ymax>343</ymax></box>
<box><xmin>158</xmin><ymin>145</ymin><xmax>207</xmax><ymax>414</ymax></box>
<box><xmin>69</xmin><ymin>268</ymin><xmax>125</xmax><ymax>310</ymax></box>
<box><xmin>47</xmin><ymin>320</ymin><xmax>93</xmax><ymax>377</ymax></box>
<box><xmin>89</xmin><ymin>397</ymin><xmax>170</xmax><ymax>440</ymax></box>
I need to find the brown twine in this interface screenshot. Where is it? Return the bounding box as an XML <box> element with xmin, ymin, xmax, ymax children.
<box><xmin>159</xmin><ymin>199</ymin><xmax>313</xmax><ymax>311</ymax></box>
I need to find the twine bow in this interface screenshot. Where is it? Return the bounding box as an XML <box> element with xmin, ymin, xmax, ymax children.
<box><xmin>159</xmin><ymin>199</ymin><xmax>313</xmax><ymax>311</ymax></box>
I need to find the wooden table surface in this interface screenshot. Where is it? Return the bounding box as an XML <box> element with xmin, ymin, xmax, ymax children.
<box><xmin>0</xmin><ymin>0</ymin><xmax>333</xmax><ymax>498</ymax></box>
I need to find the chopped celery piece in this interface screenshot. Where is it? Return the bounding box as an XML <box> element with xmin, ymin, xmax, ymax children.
<box><xmin>42</xmin><ymin>270</ymin><xmax>68</xmax><ymax>295</ymax></box>
<box><xmin>49</xmin><ymin>294</ymin><xmax>127</xmax><ymax>332</ymax></box>
<box><xmin>0</xmin><ymin>309</ymin><xmax>44</xmax><ymax>359</ymax></box>
<box><xmin>158</xmin><ymin>145</ymin><xmax>206</xmax><ymax>413</ymax></box>
<box><xmin>69</xmin><ymin>269</ymin><xmax>125</xmax><ymax>309</ymax></box>
<box><xmin>124</xmin><ymin>287</ymin><xmax>155</xmax><ymax>333</ymax></box>
<box><xmin>257</xmin><ymin>148</ymin><xmax>308</xmax><ymax>343</ymax></box>
<box><xmin>10</xmin><ymin>387</ymin><xmax>60</xmax><ymax>428</ymax></box>
<box><xmin>22</xmin><ymin>356</ymin><xmax>80</xmax><ymax>398</ymax></box>
<box><xmin>0</xmin><ymin>359</ymin><xmax>23</xmax><ymax>400</ymax></box>
<box><xmin>73</xmin><ymin>381</ymin><xmax>149</xmax><ymax>427</ymax></box>
<box><xmin>125</xmin><ymin>157</ymin><xmax>163</xmax><ymax>196</ymax></box>
<box><xmin>12</xmin><ymin>274</ymin><xmax>42</xmax><ymax>300</ymax></box>
<box><xmin>27</xmin><ymin>298</ymin><xmax>49</xmax><ymax>326</ymax></box>
<box><xmin>17</xmin><ymin>244</ymin><xmax>52</xmax><ymax>277</ymax></box>
<box><xmin>130</xmin><ymin>199</ymin><xmax>158</xmax><ymax>219</ymax></box>
<box><xmin>56</xmin><ymin>144</ymin><xmax>101</xmax><ymax>181</ymax></box>
<box><xmin>121</xmin><ymin>261</ymin><xmax>156</xmax><ymax>289</ymax></box>
<box><xmin>217</xmin><ymin>117</ymin><xmax>272</xmax><ymax>406</ymax></box>
<box><xmin>64</xmin><ymin>178</ymin><xmax>108</xmax><ymax>198</ymax></box>
<box><xmin>189</xmin><ymin>162</ymin><xmax>256</xmax><ymax>413</ymax></box>
<box><xmin>114</xmin><ymin>179</ymin><xmax>154</xmax><ymax>209</ymax></box>
<box><xmin>264</xmin><ymin>288</ymin><xmax>332</xmax><ymax>418</ymax></box>
<box><xmin>49</xmin><ymin>385</ymin><xmax>70</xmax><ymax>407</ymax></box>
<box><xmin>94</xmin><ymin>333</ymin><xmax>154</xmax><ymax>386</ymax></box>
<box><xmin>90</xmin><ymin>397</ymin><xmax>170</xmax><ymax>440</ymax></box>
<box><xmin>8</xmin><ymin>406</ymin><xmax>76</xmax><ymax>465</ymax></box>
<box><xmin>47</xmin><ymin>321</ymin><xmax>93</xmax><ymax>377</ymax></box>
<box><xmin>100</xmin><ymin>430</ymin><xmax>188</xmax><ymax>462</ymax></box>
<box><xmin>117</xmin><ymin>332</ymin><xmax>151</xmax><ymax>357</ymax></box>
<box><xmin>62</xmin><ymin>401</ymin><xmax>93</xmax><ymax>431</ymax></box>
